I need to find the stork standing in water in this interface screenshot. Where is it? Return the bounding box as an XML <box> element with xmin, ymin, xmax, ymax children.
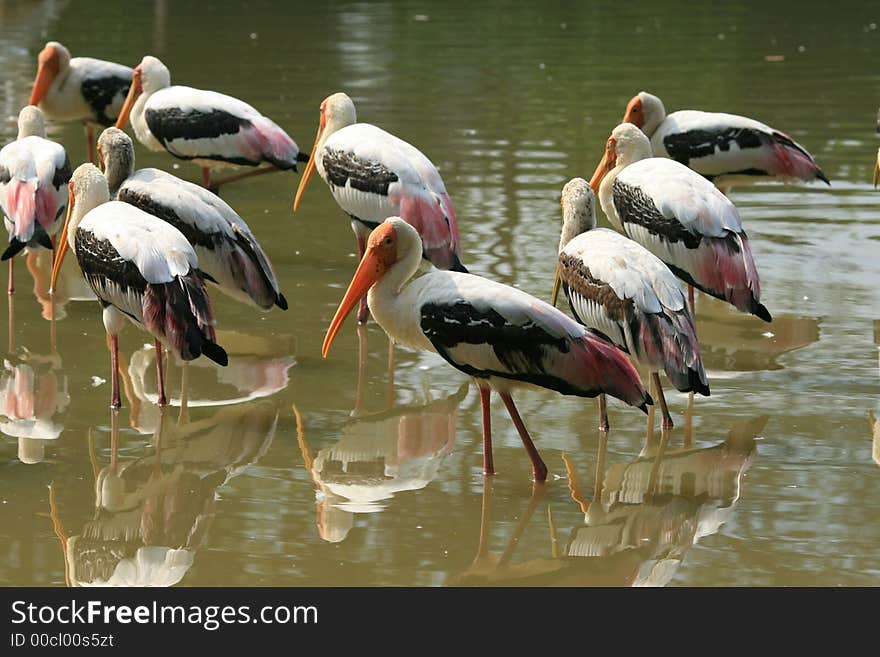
<box><xmin>590</xmin><ymin>123</ymin><xmax>771</xmax><ymax>324</ymax></box>
<box><xmin>621</xmin><ymin>91</ymin><xmax>828</xmax><ymax>193</ymax></box>
<box><xmin>27</xmin><ymin>41</ymin><xmax>132</xmax><ymax>164</ymax></box>
<box><xmin>551</xmin><ymin>178</ymin><xmax>708</xmax><ymax>431</ymax></box>
<box><xmin>1</xmin><ymin>106</ymin><xmax>71</xmax><ymax>295</ymax></box>
<box><xmin>115</xmin><ymin>55</ymin><xmax>307</xmax><ymax>191</ymax></box>
<box><xmin>50</xmin><ymin>164</ymin><xmax>227</xmax><ymax>409</ymax></box>
<box><xmin>322</xmin><ymin>217</ymin><xmax>652</xmax><ymax>482</ymax></box>
<box><xmin>96</xmin><ymin>127</ymin><xmax>287</xmax><ymax>311</ymax></box>
<box><xmin>294</xmin><ymin>92</ymin><xmax>465</xmax><ymax>324</ymax></box>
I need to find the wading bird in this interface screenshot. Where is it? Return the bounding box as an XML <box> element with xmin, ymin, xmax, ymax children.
<box><xmin>322</xmin><ymin>217</ymin><xmax>652</xmax><ymax>482</ymax></box>
<box><xmin>115</xmin><ymin>55</ymin><xmax>306</xmax><ymax>191</ymax></box>
<box><xmin>621</xmin><ymin>91</ymin><xmax>828</xmax><ymax>192</ymax></box>
<box><xmin>590</xmin><ymin>123</ymin><xmax>771</xmax><ymax>323</ymax></box>
<box><xmin>50</xmin><ymin>164</ymin><xmax>227</xmax><ymax>409</ymax></box>
<box><xmin>1</xmin><ymin>106</ymin><xmax>71</xmax><ymax>295</ymax></box>
<box><xmin>552</xmin><ymin>178</ymin><xmax>708</xmax><ymax>431</ymax></box>
<box><xmin>294</xmin><ymin>92</ymin><xmax>465</xmax><ymax>323</ymax></box>
<box><xmin>97</xmin><ymin>127</ymin><xmax>287</xmax><ymax>310</ymax></box>
<box><xmin>27</xmin><ymin>41</ymin><xmax>132</xmax><ymax>163</ymax></box>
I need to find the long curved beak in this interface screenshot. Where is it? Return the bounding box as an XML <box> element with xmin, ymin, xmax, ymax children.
<box><xmin>589</xmin><ymin>140</ymin><xmax>616</xmax><ymax>194</ymax></box>
<box><xmin>322</xmin><ymin>247</ymin><xmax>387</xmax><ymax>358</ymax></box>
<box><xmin>49</xmin><ymin>193</ymin><xmax>74</xmax><ymax>294</ymax></box>
<box><xmin>293</xmin><ymin>113</ymin><xmax>325</xmax><ymax>212</ymax></box>
<box><xmin>29</xmin><ymin>53</ymin><xmax>56</xmax><ymax>106</ymax></box>
<box><xmin>551</xmin><ymin>263</ymin><xmax>562</xmax><ymax>307</ymax></box>
<box><xmin>115</xmin><ymin>70</ymin><xmax>142</xmax><ymax>130</ymax></box>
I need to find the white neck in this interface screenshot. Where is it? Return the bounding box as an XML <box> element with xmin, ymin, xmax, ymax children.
<box><xmin>68</xmin><ymin>169</ymin><xmax>110</xmax><ymax>250</ymax></box>
<box><xmin>560</xmin><ymin>202</ymin><xmax>595</xmax><ymax>253</ymax></box>
<box><xmin>17</xmin><ymin>107</ymin><xmax>46</xmax><ymax>139</ymax></box>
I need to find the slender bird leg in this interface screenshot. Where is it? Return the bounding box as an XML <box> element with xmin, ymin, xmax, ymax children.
<box><xmin>386</xmin><ymin>337</ymin><xmax>395</xmax><ymax>407</ymax></box>
<box><xmin>85</xmin><ymin>124</ymin><xmax>96</xmax><ymax>164</ymax></box>
<box><xmin>201</xmin><ymin>167</ymin><xmax>212</xmax><ymax>189</ymax></box>
<box><xmin>499</xmin><ymin>391</ymin><xmax>548</xmax><ymax>482</ymax></box>
<box><xmin>688</xmin><ymin>284</ymin><xmax>696</xmax><ymax>317</ymax></box>
<box><xmin>155</xmin><ymin>339</ymin><xmax>168</xmax><ymax>407</ymax></box>
<box><xmin>684</xmin><ymin>390</ymin><xmax>694</xmax><ymax>448</ymax></box>
<box><xmin>598</xmin><ymin>394</ymin><xmax>609</xmax><ymax>431</ymax></box>
<box><xmin>356</xmin><ymin>235</ymin><xmax>370</xmax><ymax>324</ymax></box>
<box><xmin>109</xmin><ymin>334</ymin><xmax>121</xmax><ymax>409</ymax></box>
<box><xmin>562</xmin><ymin>452</ymin><xmax>589</xmax><ymax>513</ymax></box>
<box><xmin>109</xmin><ymin>407</ymin><xmax>120</xmax><ymax>472</ymax></box>
<box><xmin>8</xmin><ymin>258</ymin><xmax>13</xmax><ymax>296</ymax></box>
<box><xmin>207</xmin><ymin>165</ymin><xmax>281</xmax><ymax>192</ymax></box>
<box><xmin>478</xmin><ymin>383</ymin><xmax>495</xmax><ymax>476</ymax></box>
<box><xmin>652</xmin><ymin>372</ymin><xmax>673</xmax><ymax>430</ymax></box>
<box><xmin>548</xmin><ymin>506</ymin><xmax>558</xmax><ymax>559</ymax></box>
<box><xmin>7</xmin><ymin>291</ymin><xmax>13</xmax><ymax>353</ymax></box>
<box><xmin>352</xmin><ymin>324</ymin><xmax>368</xmax><ymax>417</ymax></box>
<box><xmin>646</xmin><ymin>398</ymin><xmax>655</xmax><ymax>447</ymax></box>
<box><xmin>178</xmin><ymin>362</ymin><xmax>189</xmax><ymax>425</ymax></box>
<box><xmin>595</xmin><ymin>428</ymin><xmax>608</xmax><ymax>502</ymax></box>
<box><xmin>645</xmin><ymin>428</ymin><xmax>671</xmax><ymax>502</ymax></box>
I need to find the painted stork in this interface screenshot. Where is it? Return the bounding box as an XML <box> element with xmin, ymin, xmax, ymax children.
<box><xmin>294</xmin><ymin>92</ymin><xmax>465</xmax><ymax>323</ymax></box>
<box><xmin>28</xmin><ymin>41</ymin><xmax>132</xmax><ymax>164</ymax></box>
<box><xmin>115</xmin><ymin>55</ymin><xmax>306</xmax><ymax>191</ymax></box>
<box><xmin>96</xmin><ymin>127</ymin><xmax>287</xmax><ymax>311</ymax></box>
<box><xmin>552</xmin><ymin>178</ymin><xmax>708</xmax><ymax>431</ymax></box>
<box><xmin>590</xmin><ymin>123</ymin><xmax>772</xmax><ymax>323</ymax></box>
<box><xmin>0</xmin><ymin>105</ymin><xmax>71</xmax><ymax>295</ymax></box>
<box><xmin>321</xmin><ymin>217</ymin><xmax>652</xmax><ymax>482</ymax></box>
<box><xmin>49</xmin><ymin>164</ymin><xmax>228</xmax><ymax>409</ymax></box>
<box><xmin>622</xmin><ymin>91</ymin><xmax>828</xmax><ymax>192</ymax></box>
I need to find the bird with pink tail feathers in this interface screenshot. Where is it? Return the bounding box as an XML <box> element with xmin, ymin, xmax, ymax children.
<box><xmin>0</xmin><ymin>105</ymin><xmax>71</xmax><ymax>295</ymax></box>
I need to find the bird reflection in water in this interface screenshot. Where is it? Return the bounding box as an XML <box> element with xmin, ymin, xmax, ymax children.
<box><xmin>453</xmin><ymin>417</ymin><xmax>764</xmax><ymax>586</ymax></box>
<box><xmin>47</xmin><ymin>401</ymin><xmax>278</xmax><ymax>586</ymax></box>
<box><xmin>119</xmin><ymin>329</ymin><xmax>295</xmax><ymax>432</ymax></box>
<box><xmin>295</xmin><ymin>381</ymin><xmax>467</xmax><ymax>543</ymax></box>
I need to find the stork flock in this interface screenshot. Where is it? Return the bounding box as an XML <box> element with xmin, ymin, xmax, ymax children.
<box><xmin>1</xmin><ymin>41</ymin><xmax>830</xmax><ymax>482</ymax></box>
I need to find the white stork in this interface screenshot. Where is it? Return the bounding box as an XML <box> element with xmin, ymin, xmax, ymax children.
<box><xmin>552</xmin><ymin>178</ymin><xmax>708</xmax><ymax>431</ymax></box>
<box><xmin>0</xmin><ymin>105</ymin><xmax>71</xmax><ymax>295</ymax></box>
<box><xmin>49</xmin><ymin>164</ymin><xmax>228</xmax><ymax>409</ymax></box>
<box><xmin>28</xmin><ymin>41</ymin><xmax>132</xmax><ymax>163</ymax></box>
<box><xmin>294</xmin><ymin>92</ymin><xmax>465</xmax><ymax>323</ymax></box>
<box><xmin>622</xmin><ymin>91</ymin><xmax>829</xmax><ymax>192</ymax></box>
<box><xmin>115</xmin><ymin>55</ymin><xmax>307</xmax><ymax>191</ymax></box>
<box><xmin>590</xmin><ymin>123</ymin><xmax>772</xmax><ymax>323</ymax></box>
<box><xmin>96</xmin><ymin>127</ymin><xmax>287</xmax><ymax>311</ymax></box>
<box><xmin>321</xmin><ymin>217</ymin><xmax>652</xmax><ymax>482</ymax></box>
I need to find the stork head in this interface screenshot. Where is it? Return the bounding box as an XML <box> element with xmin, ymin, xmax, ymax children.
<box><xmin>293</xmin><ymin>92</ymin><xmax>357</xmax><ymax>212</ymax></box>
<box><xmin>97</xmin><ymin>127</ymin><xmax>135</xmax><ymax>194</ymax></box>
<box><xmin>589</xmin><ymin>123</ymin><xmax>652</xmax><ymax>195</ymax></box>
<box><xmin>50</xmin><ymin>164</ymin><xmax>110</xmax><ymax>294</ymax></box>
<box><xmin>622</xmin><ymin>91</ymin><xmax>666</xmax><ymax>137</ymax></box>
<box><xmin>552</xmin><ymin>178</ymin><xmax>596</xmax><ymax>305</ymax></box>
<box><xmin>322</xmin><ymin>218</ymin><xmax>421</xmax><ymax>358</ymax></box>
<box><xmin>29</xmin><ymin>42</ymin><xmax>70</xmax><ymax>106</ymax></box>
<box><xmin>16</xmin><ymin>105</ymin><xmax>47</xmax><ymax>139</ymax></box>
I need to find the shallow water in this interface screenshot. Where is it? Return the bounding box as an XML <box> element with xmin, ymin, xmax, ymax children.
<box><xmin>1</xmin><ymin>0</ymin><xmax>879</xmax><ymax>587</ymax></box>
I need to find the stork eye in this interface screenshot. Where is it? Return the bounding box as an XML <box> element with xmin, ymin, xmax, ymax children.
<box><xmin>384</xmin><ymin>237</ymin><xmax>393</xmax><ymax>246</ymax></box>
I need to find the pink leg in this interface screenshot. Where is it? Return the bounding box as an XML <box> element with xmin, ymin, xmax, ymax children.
<box><xmin>598</xmin><ymin>394</ymin><xmax>609</xmax><ymax>431</ymax></box>
<box><xmin>155</xmin><ymin>339</ymin><xmax>168</xmax><ymax>407</ymax></box>
<box><xmin>207</xmin><ymin>165</ymin><xmax>280</xmax><ymax>191</ymax></box>
<box><xmin>688</xmin><ymin>284</ymin><xmax>695</xmax><ymax>317</ymax></box>
<box><xmin>386</xmin><ymin>337</ymin><xmax>395</xmax><ymax>408</ymax></box>
<box><xmin>652</xmin><ymin>372</ymin><xmax>673</xmax><ymax>430</ymax></box>
<box><xmin>8</xmin><ymin>258</ymin><xmax>13</xmax><ymax>296</ymax></box>
<box><xmin>201</xmin><ymin>167</ymin><xmax>212</xmax><ymax>189</ymax></box>
<box><xmin>356</xmin><ymin>234</ymin><xmax>370</xmax><ymax>324</ymax></box>
<box><xmin>478</xmin><ymin>384</ymin><xmax>495</xmax><ymax>476</ymax></box>
<box><xmin>109</xmin><ymin>334</ymin><xmax>121</xmax><ymax>409</ymax></box>
<box><xmin>499</xmin><ymin>391</ymin><xmax>547</xmax><ymax>482</ymax></box>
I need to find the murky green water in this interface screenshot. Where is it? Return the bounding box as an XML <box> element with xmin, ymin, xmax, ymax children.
<box><xmin>1</xmin><ymin>0</ymin><xmax>878</xmax><ymax>587</ymax></box>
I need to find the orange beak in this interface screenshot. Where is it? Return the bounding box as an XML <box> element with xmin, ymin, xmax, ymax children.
<box><xmin>589</xmin><ymin>137</ymin><xmax>617</xmax><ymax>194</ymax></box>
<box><xmin>29</xmin><ymin>45</ymin><xmax>60</xmax><ymax>106</ymax></box>
<box><xmin>322</xmin><ymin>223</ymin><xmax>396</xmax><ymax>357</ymax></box>
<box><xmin>115</xmin><ymin>66</ymin><xmax>143</xmax><ymax>130</ymax></box>
<box><xmin>293</xmin><ymin>107</ymin><xmax>326</xmax><ymax>212</ymax></box>
<box><xmin>622</xmin><ymin>94</ymin><xmax>644</xmax><ymax>127</ymax></box>
<box><xmin>49</xmin><ymin>184</ymin><xmax>75</xmax><ymax>295</ymax></box>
